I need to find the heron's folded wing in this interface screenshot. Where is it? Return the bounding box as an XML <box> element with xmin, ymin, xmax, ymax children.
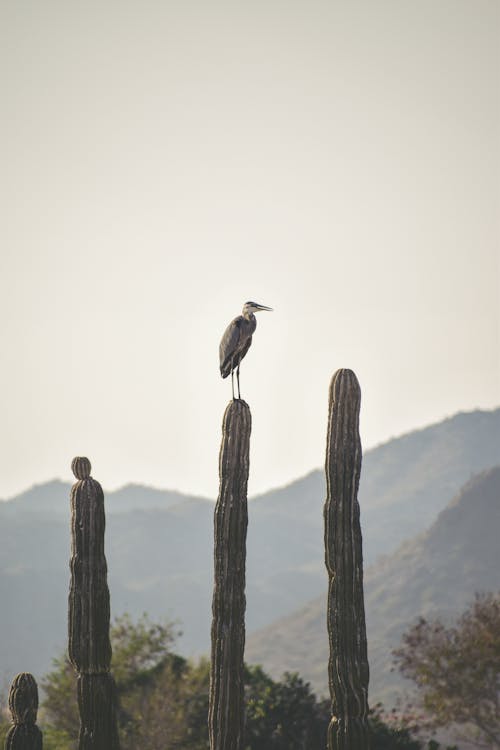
<box><xmin>219</xmin><ymin>316</ymin><xmax>243</xmax><ymax>377</ymax></box>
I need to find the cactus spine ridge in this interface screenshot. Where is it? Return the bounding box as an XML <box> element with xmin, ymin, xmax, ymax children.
<box><xmin>68</xmin><ymin>457</ymin><xmax>120</xmax><ymax>750</ymax></box>
<box><xmin>324</xmin><ymin>369</ymin><xmax>370</xmax><ymax>750</ymax></box>
<box><xmin>209</xmin><ymin>399</ymin><xmax>251</xmax><ymax>750</ymax></box>
<box><xmin>5</xmin><ymin>673</ymin><xmax>42</xmax><ymax>750</ymax></box>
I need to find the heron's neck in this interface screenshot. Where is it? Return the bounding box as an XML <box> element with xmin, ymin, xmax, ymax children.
<box><xmin>243</xmin><ymin>311</ymin><xmax>256</xmax><ymax>322</ymax></box>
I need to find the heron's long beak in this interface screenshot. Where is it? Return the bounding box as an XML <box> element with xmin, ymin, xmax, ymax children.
<box><xmin>255</xmin><ymin>303</ymin><xmax>273</xmax><ymax>311</ymax></box>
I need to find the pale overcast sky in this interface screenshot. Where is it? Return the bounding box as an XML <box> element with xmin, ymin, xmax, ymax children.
<box><xmin>1</xmin><ymin>0</ymin><xmax>499</xmax><ymax>500</ymax></box>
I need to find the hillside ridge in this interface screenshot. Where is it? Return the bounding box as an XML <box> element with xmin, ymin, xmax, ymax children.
<box><xmin>0</xmin><ymin>407</ymin><xmax>499</xmax><ymax>697</ymax></box>
<box><xmin>246</xmin><ymin>464</ymin><xmax>500</xmax><ymax>705</ymax></box>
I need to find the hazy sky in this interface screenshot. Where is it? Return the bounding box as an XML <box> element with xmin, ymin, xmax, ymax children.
<box><xmin>1</xmin><ymin>0</ymin><xmax>499</xmax><ymax>500</ymax></box>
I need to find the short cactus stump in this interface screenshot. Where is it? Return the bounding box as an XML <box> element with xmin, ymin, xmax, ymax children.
<box><xmin>5</xmin><ymin>672</ymin><xmax>42</xmax><ymax>750</ymax></box>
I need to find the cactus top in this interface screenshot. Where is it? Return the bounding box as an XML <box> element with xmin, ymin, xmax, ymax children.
<box><xmin>8</xmin><ymin>672</ymin><xmax>39</xmax><ymax>725</ymax></box>
<box><xmin>72</xmin><ymin>456</ymin><xmax>92</xmax><ymax>480</ymax></box>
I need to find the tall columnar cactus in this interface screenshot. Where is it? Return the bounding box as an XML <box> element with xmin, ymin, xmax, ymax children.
<box><xmin>4</xmin><ymin>673</ymin><xmax>42</xmax><ymax>750</ymax></box>
<box><xmin>209</xmin><ymin>400</ymin><xmax>251</xmax><ymax>750</ymax></box>
<box><xmin>324</xmin><ymin>369</ymin><xmax>370</xmax><ymax>750</ymax></box>
<box><xmin>68</xmin><ymin>457</ymin><xmax>120</xmax><ymax>750</ymax></box>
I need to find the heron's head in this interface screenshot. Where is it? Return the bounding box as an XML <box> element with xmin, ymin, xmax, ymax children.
<box><xmin>242</xmin><ymin>301</ymin><xmax>273</xmax><ymax>316</ymax></box>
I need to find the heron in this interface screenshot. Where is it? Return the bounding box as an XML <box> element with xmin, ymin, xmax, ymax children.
<box><xmin>219</xmin><ymin>301</ymin><xmax>273</xmax><ymax>399</ymax></box>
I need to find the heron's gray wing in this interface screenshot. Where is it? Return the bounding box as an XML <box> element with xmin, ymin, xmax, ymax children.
<box><xmin>219</xmin><ymin>316</ymin><xmax>244</xmax><ymax>377</ymax></box>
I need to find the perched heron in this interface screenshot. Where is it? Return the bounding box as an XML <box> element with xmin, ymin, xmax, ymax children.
<box><xmin>219</xmin><ymin>301</ymin><xmax>273</xmax><ymax>399</ymax></box>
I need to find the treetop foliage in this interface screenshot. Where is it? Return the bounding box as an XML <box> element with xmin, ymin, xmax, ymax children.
<box><xmin>393</xmin><ymin>590</ymin><xmax>500</xmax><ymax>749</ymax></box>
<box><xmin>0</xmin><ymin>612</ymin><xmax>461</xmax><ymax>749</ymax></box>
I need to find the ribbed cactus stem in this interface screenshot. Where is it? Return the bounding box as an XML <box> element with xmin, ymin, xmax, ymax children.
<box><xmin>5</xmin><ymin>673</ymin><xmax>42</xmax><ymax>750</ymax></box>
<box><xmin>209</xmin><ymin>400</ymin><xmax>251</xmax><ymax>750</ymax></box>
<box><xmin>68</xmin><ymin>457</ymin><xmax>120</xmax><ymax>750</ymax></box>
<box><xmin>324</xmin><ymin>370</ymin><xmax>370</xmax><ymax>750</ymax></box>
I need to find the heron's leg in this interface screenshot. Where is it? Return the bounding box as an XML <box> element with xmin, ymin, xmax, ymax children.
<box><xmin>236</xmin><ymin>365</ymin><xmax>241</xmax><ymax>399</ymax></box>
<box><xmin>231</xmin><ymin>369</ymin><xmax>235</xmax><ymax>400</ymax></box>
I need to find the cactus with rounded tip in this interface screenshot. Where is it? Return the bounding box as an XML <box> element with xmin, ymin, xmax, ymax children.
<box><xmin>324</xmin><ymin>370</ymin><xmax>370</xmax><ymax>750</ymax></box>
<box><xmin>4</xmin><ymin>673</ymin><xmax>42</xmax><ymax>750</ymax></box>
<box><xmin>68</xmin><ymin>457</ymin><xmax>120</xmax><ymax>750</ymax></box>
<box><xmin>209</xmin><ymin>400</ymin><xmax>251</xmax><ymax>750</ymax></box>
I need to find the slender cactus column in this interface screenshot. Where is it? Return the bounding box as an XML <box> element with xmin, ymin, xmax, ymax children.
<box><xmin>4</xmin><ymin>673</ymin><xmax>42</xmax><ymax>750</ymax></box>
<box><xmin>209</xmin><ymin>400</ymin><xmax>251</xmax><ymax>750</ymax></box>
<box><xmin>324</xmin><ymin>369</ymin><xmax>370</xmax><ymax>750</ymax></box>
<box><xmin>68</xmin><ymin>457</ymin><xmax>120</xmax><ymax>750</ymax></box>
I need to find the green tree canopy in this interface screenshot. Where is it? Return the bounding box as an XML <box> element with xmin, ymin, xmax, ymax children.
<box><xmin>0</xmin><ymin>612</ymin><xmax>448</xmax><ymax>749</ymax></box>
<box><xmin>244</xmin><ymin>665</ymin><xmax>330</xmax><ymax>749</ymax></box>
<box><xmin>41</xmin><ymin>613</ymin><xmax>185</xmax><ymax>750</ymax></box>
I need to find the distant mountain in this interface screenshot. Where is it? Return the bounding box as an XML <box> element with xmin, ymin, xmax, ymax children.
<box><xmin>0</xmin><ymin>480</ymin><xmax>208</xmax><ymax>515</ymax></box>
<box><xmin>249</xmin><ymin>407</ymin><xmax>500</xmax><ymax>567</ymax></box>
<box><xmin>0</xmin><ymin>480</ymin><xmax>70</xmax><ymax>514</ymax></box>
<box><xmin>0</xmin><ymin>499</ymin><xmax>215</xmax><ymax>680</ymax></box>
<box><xmin>0</xmin><ymin>408</ymin><xmax>498</xmax><ymax>694</ymax></box>
<box><xmin>359</xmin><ymin>408</ymin><xmax>500</xmax><ymax>560</ymax></box>
<box><xmin>245</xmin><ymin>408</ymin><xmax>500</xmax><ymax>631</ymax></box>
<box><xmin>245</xmin><ymin>465</ymin><xmax>500</xmax><ymax>706</ymax></box>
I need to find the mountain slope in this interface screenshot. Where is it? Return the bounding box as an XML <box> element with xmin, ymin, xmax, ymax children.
<box><xmin>0</xmin><ymin>407</ymin><xmax>498</xmax><ymax>691</ymax></box>
<box><xmin>244</xmin><ymin>407</ymin><xmax>500</xmax><ymax>633</ymax></box>
<box><xmin>245</xmin><ymin>465</ymin><xmax>500</xmax><ymax>705</ymax></box>
<box><xmin>0</xmin><ymin>480</ymin><xmax>208</xmax><ymax>515</ymax></box>
<box><xmin>250</xmin><ymin>407</ymin><xmax>500</xmax><ymax>566</ymax></box>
